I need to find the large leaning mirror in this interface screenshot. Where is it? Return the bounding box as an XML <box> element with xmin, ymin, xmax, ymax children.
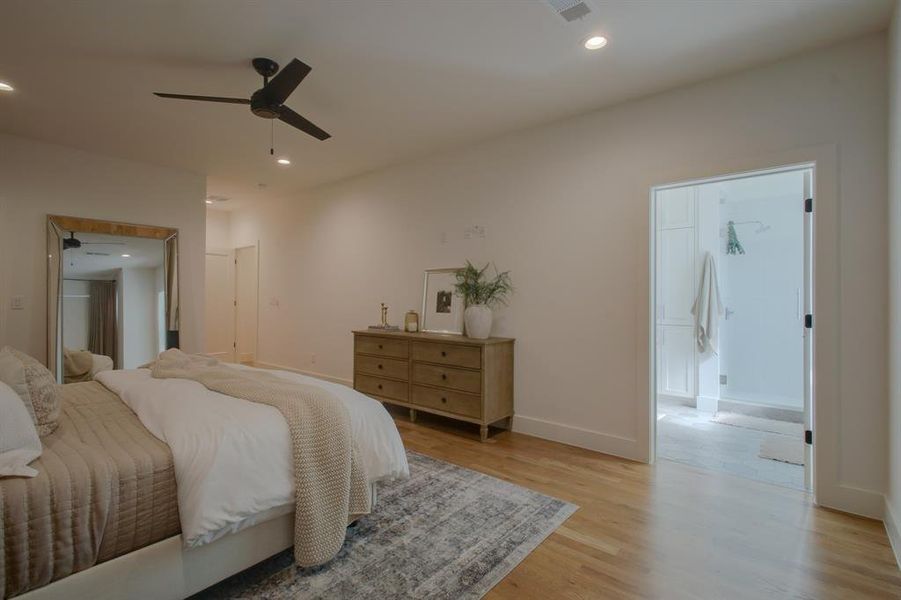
<box><xmin>47</xmin><ymin>215</ymin><xmax>179</xmax><ymax>383</ymax></box>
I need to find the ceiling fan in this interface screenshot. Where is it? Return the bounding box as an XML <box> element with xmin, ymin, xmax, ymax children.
<box><xmin>153</xmin><ymin>57</ymin><xmax>330</xmax><ymax>141</ymax></box>
<box><xmin>63</xmin><ymin>232</ymin><xmax>125</xmax><ymax>251</ymax></box>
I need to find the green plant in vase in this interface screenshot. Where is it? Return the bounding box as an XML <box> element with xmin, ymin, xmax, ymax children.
<box><xmin>454</xmin><ymin>261</ymin><xmax>512</xmax><ymax>339</ymax></box>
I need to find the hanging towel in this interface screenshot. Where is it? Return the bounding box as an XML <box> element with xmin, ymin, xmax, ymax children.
<box><xmin>691</xmin><ymin>252</ymin><xmax>725</xmax><ymax>354</ymax></box>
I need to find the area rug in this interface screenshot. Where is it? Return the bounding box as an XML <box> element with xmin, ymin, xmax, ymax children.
<box><xmin>759</xmin><ymin>434</ymin><xmax>805</xmax><ymax>465</ymax></box>
<box><xmin>711</xmin><ymin>412</ymin><xmax>803</xmax><ymax>437</ymax></box>
<box><xmin>193</xmin><ymin>451</ymin><xmax>577</xmax><ymax>599</ymax></box>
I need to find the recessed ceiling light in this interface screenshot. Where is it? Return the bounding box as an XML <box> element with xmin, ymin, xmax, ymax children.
<box><xmin>276</xmin><ymin>157</ymin><xmax>291</xmax><ymax>166</ymax></box>
<box><xmin>205</xmin><ymin>199</ymin><xmax>214</xmax><ymax>204</ymax></box>
<box><xmin>0</xmin><ymin>81</ymin><xmax>14</xmax><ymax>92</ymax></box>
<box><xmin>584</xmin><ymin>36</ymin><xmax>608</xmax><ymax>50</ymax></box>
<box><xmin>121</xmin><ymin>254</ymin><xmax>131</xmax><ymax>258</ymax></box>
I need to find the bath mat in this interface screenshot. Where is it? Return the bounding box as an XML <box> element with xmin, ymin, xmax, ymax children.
<box><xmin>759</xmin><ymin>434</ymin><xmax>805</xmax><ymax>465</ymax></box>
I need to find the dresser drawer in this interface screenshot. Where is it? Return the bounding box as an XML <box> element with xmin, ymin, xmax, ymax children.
<box><xmin>356</xmin><ymin>374</ymin><xmax>408</xmax><ymax>401</ymax></box>
<box><xmin>355</xmin><ymin>335</ymin><xmax>409</xmax><ymax>359</ymax></box>
<box><xmin>411</xmin><ymin>341</ymin><xmax>481</xmax><ymax>369</ymax></box>
<box><xmin>355</xmin><ymin>355</ymin><xmax>408</xmax><ymax>380</ymax></box>
<box><xmin>412</xmin><ymin>362</ymin><xmax>481</xmax><ymax>394</ymax></box>
<box><xmin>411</xmin><ymin>385</ymin><xmax>481</xmax><ymax>419</ymax></box>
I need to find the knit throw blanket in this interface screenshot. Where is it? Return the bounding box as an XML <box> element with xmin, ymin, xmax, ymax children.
<box><xmin>150</xmin><ymin>349</ymin><xmax>372</xmax><ymax>566</ymax></box>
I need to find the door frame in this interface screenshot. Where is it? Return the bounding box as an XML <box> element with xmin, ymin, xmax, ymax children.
<box><xmin>649</xmin><ymin>162</ymin><xmax>815</xmax><ymax>491</ymax></box>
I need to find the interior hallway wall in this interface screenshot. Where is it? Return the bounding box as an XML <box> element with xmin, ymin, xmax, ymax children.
<box><xmin>230</xmin><ymin>34</ymin><xmax>889</xmax><ymax>517</ymax></box>
<box><xmin>0</xmin><ymin>133</ymin><xmax>207</xmax><ymax>360</ymax></box>
<box><xmin>884</xmin><ymin>0</ymin><xmax>901</xmax><ymax>563</ymax></box>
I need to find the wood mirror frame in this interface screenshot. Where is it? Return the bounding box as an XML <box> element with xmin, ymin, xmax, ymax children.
<box><xmin>47</xmin><ymin>215</ymin><xmax>180</xmax><ymax>381</ymax></box>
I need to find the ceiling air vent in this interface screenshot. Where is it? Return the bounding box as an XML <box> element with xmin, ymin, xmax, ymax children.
<box><xmin>545</xmin><ymin>0</ymin><xmax>592</xmax><ymax>22</ymax></box>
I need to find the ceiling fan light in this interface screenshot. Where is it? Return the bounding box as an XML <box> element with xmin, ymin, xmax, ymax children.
<box><xmin>276</xmin><ymin>157</ymin><xmax>291</xmax><ymax>166</ymax></box>
<box><xmin>121</xmin><ymin>254</ymin><xmax>131</xmax><ymax>258</ymax></box>
<box><xmin>0</xmin><ymin>81</ymin><xmax>13</xmax><ymax>92</ymax></box>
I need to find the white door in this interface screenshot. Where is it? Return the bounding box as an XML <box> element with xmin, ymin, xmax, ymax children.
<box><xmin>234</xmin><ymin>245</ymin><xmax>258</xmax><ymax>364</ymax></box>
<box><xmin>802</xmin><ymin>169</ymin><xmax>814</xmax><ymax>490</ymax></box>
<box><xmin>658</xmin><ymin>325</ymin><xmax>696</xmax><ymax>398</ymax></box>
<box><xmin>204</xmin><ymin>249</ymin><xmax>235</xmax><ymax>361</ymax></box>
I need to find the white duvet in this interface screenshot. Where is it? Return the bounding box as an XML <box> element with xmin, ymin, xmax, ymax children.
<box><xmin>95</xmin><ymin>365</ymin><xmax>408</xmax><ymax>547</ymax></box>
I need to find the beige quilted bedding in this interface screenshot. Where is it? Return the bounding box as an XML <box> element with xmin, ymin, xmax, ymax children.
<box><xmin>0</xmin><ymin>382</ymin><xmax>179</xmax><ymax>599</ymax></box>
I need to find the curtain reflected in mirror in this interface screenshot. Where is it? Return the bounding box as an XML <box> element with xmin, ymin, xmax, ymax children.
<box><xmin>47</xmin><ymin>216</ymin><xmax>179</xmax><ymax>383</ymax></box>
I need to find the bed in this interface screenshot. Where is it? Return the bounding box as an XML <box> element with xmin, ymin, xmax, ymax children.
<box><xmin>3</xmin><ymin>362</ymin><xmax>409</xmax><ymax>600</ymax></box>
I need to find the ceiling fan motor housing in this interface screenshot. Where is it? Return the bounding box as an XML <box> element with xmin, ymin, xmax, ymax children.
<box><xmin>250</xmin><ymin>89</ymin><xmax>281</xmax><ymax>119</ymax></box>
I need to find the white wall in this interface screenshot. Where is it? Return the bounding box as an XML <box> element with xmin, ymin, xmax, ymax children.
<box><xmin>61</xmin><ymin>279</ymin><xmax>90</xmax><ymax>350</ymax></box>
<box><xmin>121</xmin><ymin>268</ymin><xmax>160</xmax><ymax>369</ymax></box>
<box><xmin>885</xmin><ymin>0</ymin><xmax>901</xmax><ymax>563</ymax></box>
<box><xmin>206</xmin><ymin>208</ymin><xmax>232</xmax><ymax>250</ymax></box>
<box><xmin>716</xmin><ymin>171</ymin><xmax>805</xmax><ymax>410</ymax></box>
<box><xmin>230</xmin><ymin>35</ymin><xmax>888</xmax><ymax>516</ymax></box>
<box><xmin>0</xmin><ymin>134</ymin><xmax>207</xmax><ymax>361</ymax></box>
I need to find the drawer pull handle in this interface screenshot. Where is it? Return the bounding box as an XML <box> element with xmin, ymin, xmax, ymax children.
<box><xmin>441</xmin><ymin>351</ymin><xmax>447</xmax><ymax>357</ymax></box>
<box><xmin>441</xmin><ymin>397</ymin><xmax>447</xmax><ymax>403</ymax></box>
<box><xmin>377</xmin><ymin>384</ymin><xmax>383</xmax><ymax>390</ymax></box>
<box><xmin>377</xmin><ymin>364</ymin><xmax>383</xmax><ymax>370</ymax></box>
<box><xmin>441</xmin><ymin>373</ymin><xmax>447</xmax><ymax>380</ymax></box>
<box><xmin>378</xmin><ymin>344</ymin><xmax>383</xmax><ymax>350</ymax></box>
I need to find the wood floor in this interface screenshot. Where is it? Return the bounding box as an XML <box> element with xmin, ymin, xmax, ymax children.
<box><xmin>392</xmin><ymin>409</ymin><xmax>901</xmax><ymax>600</ymax></box>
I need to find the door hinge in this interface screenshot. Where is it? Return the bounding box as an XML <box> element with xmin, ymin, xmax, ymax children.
<box><xmin>805</xmin><ymin>197</ymin><xmax>813</xmax><ymax>213</ymax></box>
<box><xmin>804</xmin><ymin>314</ymin><xmax>813</xmax><ymax>329</ymax></box>
<box><xmin>805</xmin><ymin>430</ymin><xmax>812</xmax><ymax>445</ymax></box>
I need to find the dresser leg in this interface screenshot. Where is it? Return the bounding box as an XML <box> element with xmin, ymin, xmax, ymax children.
<box><xmin>480</xmin><ymin>425</ymin><xmax>489</xmax><ymax>442</ymax></box>
<box><xmin>409</xmin><ymin>408</ymin><xmax>417</xmax><ymax>423</ymax></box>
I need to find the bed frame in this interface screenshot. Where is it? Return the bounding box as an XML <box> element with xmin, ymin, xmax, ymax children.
<box><xmin>18</xmin><ymin>513</ymin><xmax>295</xmax><ymax>600</ymax></box>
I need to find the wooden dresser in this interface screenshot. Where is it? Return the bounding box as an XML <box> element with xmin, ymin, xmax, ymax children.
<box><xmin>352</xmin><ymin>330</ymin><xmax>514</xmax><ymax>441</ymax></box>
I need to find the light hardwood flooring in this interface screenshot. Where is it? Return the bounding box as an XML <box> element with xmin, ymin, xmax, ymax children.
<box><xmin>391</xmin><ymin>408</ymin><xmax>901</xmax><ymax>600</ymax></box>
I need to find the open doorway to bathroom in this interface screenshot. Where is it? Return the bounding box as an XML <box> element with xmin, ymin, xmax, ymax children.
<box><xmin>652</xmin><ymin>165</ymin><xmax>813</xmax><ymax>491</ymax></box>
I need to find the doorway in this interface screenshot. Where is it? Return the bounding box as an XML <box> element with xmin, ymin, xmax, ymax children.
<box><xmin>651</xmin><ymin>165</ymin><xmax>813</xmax><ymax>491</ymax></box>
<box><xmin>203</xmin><ymin>244</ymin><xmax>259</xmax><ymax>364</ymax></box>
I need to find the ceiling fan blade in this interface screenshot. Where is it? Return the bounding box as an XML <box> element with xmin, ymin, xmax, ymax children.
<box><xmin>278</xmin><ymin>107</ymin><xmax>331</xmax><ymax>141</ymax></box>
<box><xmin>263</xmin><ymin>59</ymin><xmax>312</xmax><ymax>105</ymax></box>
<box><xmin>154</xmin><ymin>93</ymin><xmax>250</xmax><ymax>105</ymax></box>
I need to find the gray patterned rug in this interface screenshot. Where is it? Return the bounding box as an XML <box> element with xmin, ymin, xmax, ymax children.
<box><xmin>194</xmin><ymin>451</ymin><xmax>577</xmax><ymax>599</ymax></box>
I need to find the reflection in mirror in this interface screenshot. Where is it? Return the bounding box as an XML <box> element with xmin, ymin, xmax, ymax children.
<box><xmin>48</xmin><ymin>216</ymin><xmax>179</xmax><ymax>383</ymax></box>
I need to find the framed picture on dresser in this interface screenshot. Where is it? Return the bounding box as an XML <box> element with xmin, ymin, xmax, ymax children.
<box><xmin>421</xmin><ymin>267</ymin><xmax>464</xmax><ymax>334</ymax></box>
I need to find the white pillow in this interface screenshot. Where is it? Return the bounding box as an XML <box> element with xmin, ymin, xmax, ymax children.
<box><xmin>0</xmin><ymin>380</ymin><xmax>42</xmax><ymax>477</ymax></box>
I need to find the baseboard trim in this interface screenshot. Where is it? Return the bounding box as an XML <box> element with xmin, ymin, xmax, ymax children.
<box><xmin>695</xmin><ymin>395</ymin><xmax>718</xmax><ymax>413</ymax></box>
<box><xmin>818</xmin><ymin>483</ymin><xmax>885</xmax><ymax>520</ymax></box>
<box><xmin>885</xmin><ymin>496</ymin><xmax>901</xmax><ymax>569</ymax></box>
<box><xmin>252</xmin><ymin>361</ymin><xmax>353</xmax><ymax>387</ymax></box>
<box><xmin>512</xmin><ymin>415</ymin><xmax>640</xmax><ymax>461</ymax></box>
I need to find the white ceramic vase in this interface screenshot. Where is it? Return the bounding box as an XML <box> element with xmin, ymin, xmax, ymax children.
<box><xmin>464</xmin><ymin>305</ymin><xmax>493</xmax><ymax>339</ymax></box>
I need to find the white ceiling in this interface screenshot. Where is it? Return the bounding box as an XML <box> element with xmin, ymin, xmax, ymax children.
<box><xmin>0</xmin><ymin>1</ymin><xmax>894</xmax><ymax>207</ymax></box>
<box><xmin>63</xmin><ymin>233</ymin><xmax>164</xmax><ymax>280</ymax></box>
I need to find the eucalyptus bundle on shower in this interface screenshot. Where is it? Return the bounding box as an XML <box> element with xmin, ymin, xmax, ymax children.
<box><xmin>726</xmin><ymin>221</ymin><xmax>745</xmax><ymax>255</ymax></box>
<box><xmin>454</xmin><ymin>261</ymin><xmax>513</xmax><ymax>308</ymax></box>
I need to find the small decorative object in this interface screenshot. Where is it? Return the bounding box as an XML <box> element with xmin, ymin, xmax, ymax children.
<box><xmin>368</xmin><ymin>302</ymin><xmax>400</xmax><ymax>331</ymax></box>
<box><xmin>726</xmin><ymin>220</ymin><xmax>745</xmax><ymax>255</ymax></box>
<box><xmin>421</xmin><ymin>268</ymin><xmax>465</xmax><ymax>334</ymax></box>
<box><xmin>404</xmin><ymin>310</ymin><xmax>420</xmax><ymax>333</ymax></box>
<box><xmin>454</xmin><ymin>260</ymin><xmax>513</xmax><ymax>339</ymax></box>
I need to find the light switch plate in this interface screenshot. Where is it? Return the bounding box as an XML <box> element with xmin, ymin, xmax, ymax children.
<box><xmin>10</xmin><ymin>296</ymin><xmax>24</xmax><ymax>310</ymax></box>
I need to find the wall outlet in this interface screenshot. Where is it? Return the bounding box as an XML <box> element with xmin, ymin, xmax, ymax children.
<box><xmin>464</xmin><ymin>225</ymin><xmax>486</xmax><ymax>239</ymax></box>
<box><xmin>269</xmin><ymin>297</ymin><xmax>280</xmax><ymax>308</ymax></box>
<box><xmin>310</xmin><ymin>353</ymin><xmax>317</xmax><ymax>365</ymax></box>
<box><xmin>10</xmin><ymin>296</ymin><xmax>24</xmax><ymax>310</ymax></box>
<box><xmin>719</xmin><ymin>374</ymin><xmax>728</xmax><ymax>385</ymax></box>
